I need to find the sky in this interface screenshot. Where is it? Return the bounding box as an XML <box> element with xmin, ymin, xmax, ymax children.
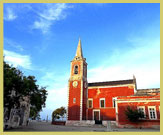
<box><xmin>3</xmin><ymin>3</ymin><xmax>160</xmax><ymax>120</ymax></box>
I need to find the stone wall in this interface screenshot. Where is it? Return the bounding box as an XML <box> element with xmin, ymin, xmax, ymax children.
<box><xmin>66</xmin><ymin>120</ymin><xmax>95</xmax><ymax>126</ymax></box>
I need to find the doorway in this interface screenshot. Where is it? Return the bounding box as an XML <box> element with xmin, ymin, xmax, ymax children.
<box><xmin>93</xmin><ymin>110</ymin><xmax>102</xmax><ymax>124</ymax></box>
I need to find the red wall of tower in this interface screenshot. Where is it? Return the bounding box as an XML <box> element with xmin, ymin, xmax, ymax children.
<box><xmin>68</xmin><ymin>81</ymin><xmax>81</xmax><ymax>120</ymax></box>
<box><xmin>68</xmin><ymin>60</ymin><xmax>87</xmax><ymax>120</ymax></box>
<box><xmin>87</xmin><ymin>86</ymin><xmax>135</xmax><ymax>120</ymax></box>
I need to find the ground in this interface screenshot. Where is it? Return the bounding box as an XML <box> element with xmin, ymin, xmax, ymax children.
<box><xmin>4</xmin><ymin>121</ymin><xmax>160</xmax><ymax>132</ymax></box>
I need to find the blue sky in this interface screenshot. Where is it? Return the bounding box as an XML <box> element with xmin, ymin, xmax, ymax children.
<box><xmin>3</xmin><ymin>3</ymin><xmax>160</xmax><ymax>120</ymax></box>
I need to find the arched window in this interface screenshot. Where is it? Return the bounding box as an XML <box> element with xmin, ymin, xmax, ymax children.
<box><xmin>74</xmin><ymin>65</ymin><xmax>78</xmax><ymax>74</ymax></box>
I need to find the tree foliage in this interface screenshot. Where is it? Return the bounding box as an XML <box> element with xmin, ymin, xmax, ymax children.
<box><xmin>125</xmin><ymin>106</ymin><xmax>144</xmax><ymax>122</ymax></box>
<box><xmin>52</xmin><ymin>106</ymin><xmax>66</xmax><ymax>121</ymax></box>
<box><xmin>4</xmin><ymin>61</ymin><xmax>48</xmax><ymax>120</ymax></box>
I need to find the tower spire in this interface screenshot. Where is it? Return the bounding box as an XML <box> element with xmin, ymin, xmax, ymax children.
<box><xmin>75</xmin><ymin>38</ymin><xmax>83</xmax><ymax>58</ymax></box>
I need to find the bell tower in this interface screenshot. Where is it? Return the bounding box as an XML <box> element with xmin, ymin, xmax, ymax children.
<box><xmin>67</xmin><ymin>39</ymin><xmax>88</xmax><ymax>121</ymax></box>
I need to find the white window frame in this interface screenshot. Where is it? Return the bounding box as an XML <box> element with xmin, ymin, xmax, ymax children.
<box><xmin>112</xmin><ymin>97</ymin><xmax>117</xmax><ymax>108</ymax></box>
<box><xmin>100</xmin><ymin>98</ymin><xmax>105</xmax><ymax>108</ymax></box>
<box><xmin>137</xmin><ymin>106</ymin><xmax>146</xmax><ymax>119</ymax></box>
<box><xmin>73</xmin><ymin>98</ymin><xmax>76</xmax><ymax>103</ymax></box>
<box><xmin>88</xmin><ymin>98</ymin><xmax>93</xmax><ymax>108</ymax></box>
<box><xmin>148</xmin><ymin>106</ymin><xmax>157</xmax><ymax>120</ymax></box>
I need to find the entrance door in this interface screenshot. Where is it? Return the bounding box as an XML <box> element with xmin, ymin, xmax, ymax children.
<box><xmin>94</xmin><ymin>111</ymin><xmax>100</xmax><ymax>120</ymax></box>
<box><xmin>94</xmin><ymin>110</ymin><xmax>102</xmax><ymax>124</ymax></box>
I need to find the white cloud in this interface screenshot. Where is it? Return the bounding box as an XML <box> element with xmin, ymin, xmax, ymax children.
<box><xmin>88</xmin><ymin>38</ymin><xmax>160</xmax><ymax>89</ymax></box>
<box><xmin>46</xmin><ymin>87</ymin><xmax>67</xmax><ymax>110</ymax></box>
<box><xmin>39</xmin><ymin>83</ymin><xmax>68</xmax><ymax>120</ymax></box>
<box><xmin>4</xmin><ymin>7</ymin><xmax>17</xmax><ymax>21</ymax></box>
<box><xmin>33</xmin><ymin>18</ymin><xmax>51</xmax><ymax>34</ymax></box>
<box><xmin>39</xmin><ymin>71</ymin><xmax>69</xmax><ymax>89</ymax></box>
<box><xmin>32</xmin><ymin>3</ymin><xmax>72</xmax><ymax>34</ymax></box>
<box><xmin>4</xmin><ymin>38</ymin><xmax>24</xmax><ymax>51</ymax></box>
<box><xmin>37</xmin><ymin>3</ymin><xmax>68</xmax><ymax>21</ymax></box>
<box><xmin>38</xmin><ymin>70</ymin><xmax>69</xmax><ymax>119</ymax></box>
<box><xmin>4</xmin><ymin>50</ymin><xmax>32</xmax><ymax>70</ymax></box>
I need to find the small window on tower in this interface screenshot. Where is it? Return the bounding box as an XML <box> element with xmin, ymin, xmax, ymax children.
<box><xmin>73</xmin><ymin>98</ymin><xmax>76</xmax><ymax>103</ymax></box>
<box><xmin>74</xmin><ymin>65</ymin><xmax>78</xmax><ymax>74</ymax></box>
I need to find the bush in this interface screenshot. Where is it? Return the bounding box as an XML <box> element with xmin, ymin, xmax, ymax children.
<box><xmin>125</xmin><ymin>106</ymin><xmax>144</xmax><ymax>122</ymax></box>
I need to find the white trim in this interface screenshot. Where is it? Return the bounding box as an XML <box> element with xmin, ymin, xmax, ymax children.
<box><xmin>115</xmin><ymin>100</ymin><xmax>118</xmax><ymax>122</ymax></box>
<box><xmin>88</xmin><ymin>84</ymin><xmax>135</xmax><ymax>89</ymax></box>
<box><xmin>80</xmin><ymin>80</ymin><xmax>83</xmax><ymax>121</ymax></box>
<box><xmin>117</xmin><ymin>100</ymin><xmax>160</xmax><ymax>103</ymax></box>
<box><xmin>148</xmin><ymin>106</ymin><xmax>157</xmax><ymax>120</ymax></box>
<box><xmin>112</xmin><ymin>97</ymin><xmax>117</xmax><ymax>108</ymax></box>
<box><xmin>100</xmin><ymin>98</ymin><xmax>105</xmax><ymax>108</ymax></box>
<box><xmin>67</xmin><ymin>81</ymin><xmax>70</xmax><ymax>120</ymax></box>
<box><xmin>93</xmin><ymin>109</ymin><xmax>100</xmax><ymax>120</ymax></box>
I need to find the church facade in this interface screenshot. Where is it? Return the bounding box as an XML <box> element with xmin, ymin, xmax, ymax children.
<box><xmin>67</xmin><ymin>39</ymin><xmax>160</xmax><ymax>128</ymax></box>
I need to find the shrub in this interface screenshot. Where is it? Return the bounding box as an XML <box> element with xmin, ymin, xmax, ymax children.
<box><xmin>125</xmin><ymin>106</ymin><xmax>144</xmax><ymax>122</ymax></box>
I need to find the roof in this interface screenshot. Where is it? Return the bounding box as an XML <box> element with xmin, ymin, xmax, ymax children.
<box><xmin>88</xmin><ymin>79</ymin><xmax>135</xmax><ymax>87</ymax></box>
<box><xmin>134</xmin><ymin>88</ymin><xmax>160</xmax><ymax>96</ymax></box>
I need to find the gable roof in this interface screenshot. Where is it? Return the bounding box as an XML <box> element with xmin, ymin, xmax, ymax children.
<box><xmin>88</xmin><ymin>79</ymin><xmax>135</xmax><ymax>87</ymax></box>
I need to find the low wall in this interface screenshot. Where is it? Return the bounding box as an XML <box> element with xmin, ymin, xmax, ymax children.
<box><xmin>102</xmin><ymin>121</ymin><xmax>116</xmax><ymax>127</ymax></box>
<box><xmin>66</xmin><ymin>120</ymin><xmax>95</xmax><ymax>126</ymax></box>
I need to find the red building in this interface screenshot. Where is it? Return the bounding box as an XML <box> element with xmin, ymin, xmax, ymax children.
<box><xmin>87</xmin><ymin>80</ymin><xmax>136</xmax><ymax>121</ymax></box>
<box><xmin>66</xmin><ymin>39</ymin><xmax>160</xmax><ymax>128</ymax></box>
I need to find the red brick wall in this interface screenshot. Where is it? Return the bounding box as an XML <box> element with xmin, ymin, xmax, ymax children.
<box><xmin>87</xmin><ymin>86</ymin><xmax>135</xmax><ymax>120</ymax></box>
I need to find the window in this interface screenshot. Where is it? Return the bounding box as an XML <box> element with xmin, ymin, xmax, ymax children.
<box><xmin>88</xmin><ymin>99</ymin><xmax>93</xmax><ymax>108</ymax></box>
<box><xmin>148</xmin><ymin>106</ymin><xmax>157</xmax><ymax>120</ymax></box>
<box><xmin>73</xmin><ymin>98</ymin><xmax>76</xmax><ymax>103</ymax></box>
<box><xmin>137</xmin><ymin>106</ymin><xmax>146</xmax><ymax>118</ymax></box>
<box><xmin>74</xmin><ymin>65</ymin><xmax>78</xmax><ymax>74</ymax></box>
<box><xmin>100</xmin><ymin>98</ymin><xmax>105</xmax><ymax>108</ymax></box>
<box><xmin>112</xmin><ymin>97</ymin><xmax>117</xmax><ymax>108</ymax></box>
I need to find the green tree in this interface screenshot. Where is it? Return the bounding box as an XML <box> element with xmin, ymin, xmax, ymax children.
<box><xmin>52</xmin><ymin>106</ymin><xmax>66</xmax><ymax>121</ymax></box>
<box><xmin>4</xmin><ymin>61</ymin><xmax>48</xmax><ymax>120</ymax></box>
<box><xmin>125</xmin><ymin>106</ymin><xmax>144</xmax><ymax>122</ymax></box>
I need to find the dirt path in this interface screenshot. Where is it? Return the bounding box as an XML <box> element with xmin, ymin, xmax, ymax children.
<box><xmin>4</xmin><ymin>121</ymin><xmax>160</xmax><ymax>132</ymax></box>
